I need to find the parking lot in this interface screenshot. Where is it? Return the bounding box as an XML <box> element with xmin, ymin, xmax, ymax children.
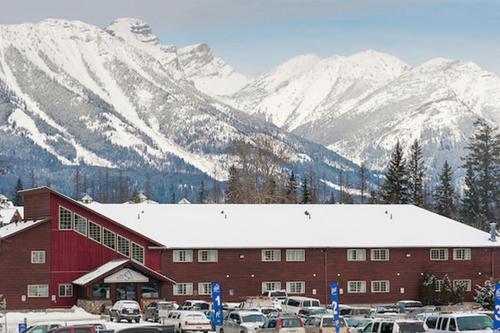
<box><xmin>2</xmin><ymin>291</ymin><xmax>494</xmax><ymax>333</ymax></box>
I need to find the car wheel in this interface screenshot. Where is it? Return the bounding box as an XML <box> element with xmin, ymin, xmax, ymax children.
<box><xmin>128</xmin><ymin>319</ymin><xmax>132</xmax><ymax>323</ymax></box>
<box><xmin>219</xmin><ymin>329</ymin><xmax>224</xmax><ymax>333</ymax></box>
<box><xmin>135</xmin><ymin>318</ymin><xmax>140</xmax><ymax>323</ymax></box>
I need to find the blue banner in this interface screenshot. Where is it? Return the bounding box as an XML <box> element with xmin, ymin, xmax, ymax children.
<box><xmin>330</xmin><ymin>282</ymin><xmax>340</xmax><ymax>333</ymax></box>
<box><xmin>211</xmin><ymin>282</ymin><xmax>223</xmax><ymax>327</ymax></box>
<box><xmin>494</xmin><ymin>282</ymin><xmax>500</xmax><ymax>332</ymax></box>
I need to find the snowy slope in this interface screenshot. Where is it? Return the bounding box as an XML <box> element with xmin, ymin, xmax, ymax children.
<box><xmin>0</xmin><ymin>18</ymin><xmax>367</xmax><ymax>190</ymax></box>
<box><xmin>229</xmin><ymin>50</ymin><xmax>409</xmax><ymax>130</ymax></box>
<box><xmin>178</xmin><ymin>43</ymin><xmax>249</xmax><ymax>96</ymax></box>
<box><xmin>224</xmin><ymin>51</ymin><xmax>500</xmax><ymax>181</ymax></box>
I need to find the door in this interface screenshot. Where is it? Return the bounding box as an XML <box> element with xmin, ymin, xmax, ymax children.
<box><xmin>116</xmin><ymin>283</ymin><xmax>137</xmax><ymax>301</ymax></box>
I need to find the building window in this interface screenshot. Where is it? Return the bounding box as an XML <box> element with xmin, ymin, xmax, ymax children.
<box><xmin>131</xmin><ymin>242</ymin><xmax>145</xmax><ymax>264</ymax></box>
<box><xmin>173</xmin><ymin>283</ymin><xmax>193</xmax><ymax>295</ymax></box>
<box><xmin>31</xmin><ymin>250</ymin><xmax>46</xmax><ymax>264</ymax></box>
<box><xmin>286</xmin><ymin>249</ymin><xmax>305</xmax><ymax>262</ymax></box>
<box><xmin>74</xmin><ymin>214</ymin><xmax>87</xmax><ymax>236</ymax></box>
<box><xmin>58</xmin><ymin>206</ymin><xmax>73</xmax><ymax>230</ymax></box>
<box><xmin>27</xmin><ymin>284</ymin><xmax>49</xmax><ymax>298</ymax></box>
<box><xmin>435</xmin><ymin>280</ymin><xmax>443</xmax><ymax>292</ymax></box>
<box><xmin>371</xmin><ymin>280</ymin><xmax>390</xmax><ymax>293</ymax></box>
<box><xmin>198</xmin><ymin>250</ymin><xmax>218</xmax><ymax>262</ymax></box>
<box><xmin>88</xmin><ymin>221</ymin><xmax>101</xmax><ymax>243</ymax></box>
<box><xmin>370</xmin><ymin>249</ymin><xmax>389</xmax><ymax>261</ymax></box>
<box><xmin>286</xmin><ymin>281</ymin><xmax>305</xmax><ymax>294</ymax></box>
<box><xmin>347</xmin><ymin>249</ymin><xmax>366</xmax><ymax>261</ymax></box>
<box><xmin>59</xmin><ymin>284</ymin><xmax>73</xmax><ymax>297</ymax></box>
<box><xmin>430</xmin><ymin>248</ymin><xmax>448</xmax><ymax>261</ymax></box>
<box><xmin>453</xmin><ymin>248</ymin><xmax>471</xmax><ymax>260</ymax></box>
<box><xmin>117</xmin><ymin>235</ymin><xmax>130</xmax><ymax>257</ymax></box>
<box><xmin>347</xmin><ymin>281</ymin><xmax>366</xmax><ymax>293</ymax></box>
<box><xmin>103</xmin><ymin>228</ymin><xmax>116</xmax><ymax>250</ymax></box>
<box><xmin>198</xmin><ymin>282</ymin><xmax>212</xmax><ymax>295</ymax></box>
<box><xmin>173</xmin><ymin>250</ymin><xmax>193</xmax><ymax>262</ymax></box>
<box><xmin>453</xmin><ymin>279</ymin><xmax>471</xmax><ymax>292</ymax></box>
<box><xmin>262</xmin><ymin>249</ymin><xmax>281</xmax><ymax>262</ymax></box>
<box><xmin>262</xmin><ymin>281</ymin><xmax>282</xmax><ymax>293</ymax></box>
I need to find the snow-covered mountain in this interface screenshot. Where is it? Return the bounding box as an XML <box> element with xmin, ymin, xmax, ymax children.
<box><xmin>0</xmin><ymin>18</ymin><xmax>366</xmax><ymax>196</ymax></box>
<box><xmin>224</xmin><ymin>51</ymin><xmax>500</xmax><ymax>181</ymax></box>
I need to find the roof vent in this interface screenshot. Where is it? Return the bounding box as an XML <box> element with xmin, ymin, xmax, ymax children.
<box><xmin>81</xmin><ymin>194</ymin><xmax>93</xmax><ymax>204</ymax></box>
<box><xmin>304</xmin><ymin>210</ymin><xmax>311</xmax><ymax>220</ymax></box>
<box><xmin>490</xmin><ymin>223</ymin><xmax>497</xmax><ymax>242</ymax></box>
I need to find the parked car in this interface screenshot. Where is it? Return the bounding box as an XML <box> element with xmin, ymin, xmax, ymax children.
<box><xmin>345</xmin><ymin>318</ymin><xmax>373</xmax><ymax>332</ymax></box>
<box><xmin>349</xmin><ymin>320</ymin><xmax>373</xmax><ymax>333</ymax></box>
<box><xmin>365</xmin><ymin>319</ymin><xmax>427</xmax><ymax>333</ymax></box>
<box><xmin>218</xmin><ymin>311</ymin><xmax>267</xmax><ymax>333</ymax></box>
<box><xmin>257</xmin><ymin>316</ymin><xmax>305</xmax><ymax>333</ymax></box>
<box><xmin>298</xmin><ymin>307</ymin><xmax>331</xmax><ymax>319</ymax></box>
<box><xmin>180</xmin><ymin>300</ymin><xmax>211</xmax><ymax>311</ymax></box>
<box><xmin>304</xmin><ymin>315</ymin><xmax>348</xmax><ymax>333</ymax></box>
<box><xmin>114</xmin><ymin>325</ymin><xmax>176</xmax><ymax>333</ymax></box>
<box><xmin>165</xmin><ymin>310</ymin><xmax>212</xmax><ymax>333</ymax></box>
<box><xmin>340</xmin><ymin>306</ymin><xmax>372</xmax><ymax>318</ymax></box>
<box><xmin>22</xmin><ymin>323</ymin><xmax>63</xmax><ymax>333</ymax></box>
<box><xmin>109</xmin><ymin>300</ymin><xmax>142</xmax><ymax>323</ymax></box>
<box><xmin>262</xmin><ymin>290</ymin><xmax>288</xmax><ymax>303</ymax></box>
<box><xmin>428</xmin><ymin>313</ymin><xmax>492</xmax><ymax>333</ymax></box>
<box><xmin>49</xmin><ymin>326</ymin><xmax>97</xmax><ymax>333</ymax></box>
<box><xmin>395</xmin><ymin>301</ymin><xmax>423</xmax><ymax>313</ymax></box>
<box><xmin>282</xmin><ymin>297</ymin><xmax>321</xmax><ymax>315</ymax></box>
<box><xmin>144</xmin><ymin>301</ymin><xmax>179</xmax><ymax>322</ymax></box>
<box><xmin>241</xmin><ymin>297</ymin><xmax>282</xmax><ymax>312</ymax></box>
<box><xmin>204</xmin><ymin>309</ymin><xmax>230</xmax><ymax>330</ymax></box>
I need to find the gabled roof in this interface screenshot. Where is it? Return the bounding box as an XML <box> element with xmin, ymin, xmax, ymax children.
<box><xmin>72</xmin><ymin>259</ymin><xmax>175</xmax><ymax>286</ymax></box>
<box><xmin>84</xmin><ymin>203</ymin><xmax>499</xmax><ymax>249</ymax></box>
<box><xmin>19</xmin><ymin>187</ymin><xmax>164</xmax><ymax>247</ymax></box>
<box><xmin>0</xmin><ymin>206</ymin><xmax>23</xmax><ymax>224</ymax></box>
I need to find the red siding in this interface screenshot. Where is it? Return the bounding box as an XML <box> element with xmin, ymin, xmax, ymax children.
<box><xmin>0</xmin><ymin>221</ymin><xmax>51</xmax><ymax>309</ymax></box>
<box><xmin>161</xmin><ymin>247</ymin><xmax>498</xmax><ymax>304</ymax></box>
<box><xmin>48</xmin><ymin>193</ymin><xmax>163</xmax><ymax>308</ymax></box>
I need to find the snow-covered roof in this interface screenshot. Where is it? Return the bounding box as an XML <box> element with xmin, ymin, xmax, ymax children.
<box><xmin>73</xmin><ymin>258</ymin><xmax>176</xmax><ymax>285</ymax></box>
<box><xmin>0</xmin><ymin>218</ymin><xmax>46</xmax><ymax>239</ymax></box>
<box><xmin>73</xmin><ymin>259</ymin><xmax>128</xmax><ymax>286</ymax></box>
<box><xmin>84</xmin><ymin>203</ymin><xmax>498</xmax><ymax>249</ymax></box>
<box><xmin>0</xmin><ymin>206</ymin><xmax>24</xmax><ymax>224</ymax></box>
<box><xmin>178</xmin><ymin>198</ymin><xmax>191</xmax><ymax>204</ymax></box>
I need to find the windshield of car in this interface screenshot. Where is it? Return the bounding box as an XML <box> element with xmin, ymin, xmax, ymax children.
<box><xmin>397</xmin><ymin>322</ymin><xmax>427</xmax><ymax>333</ymax></box>
<box><xmin>25</xmin><ymin>326</ymin><xmax>50</xmax><ymax>333</ymax></box>
<box><xmin>402</xmin><ymin>302</ymin><xmax>423</xmax><ymax>308</ymax></box>
<box><xmin>271</xmin><ymin>291</ymin><xmax>287</xmax><ymax>298</ymax></box>
<box><xmin>281</xmin><ymin>318</ymin><xmax>303</xmax><ymax>328</ymax></box>
<box><xmin>122</xmin><ymin>302</ymin><xmax>140</xmax><ymax>309</ymax></box>
<box><xmin>322</xmin><ymin>318</ymin><xmax>334</xmax><ymax>327</ymax></box>
<box><xmin>242</xmin><ymin>314</ymin><xmax>267</xmax><ymax>323</ymax></box>
<box><xmin>185</xmin><ymin>314</ymin><xmax>205</xmax><ymax>320</ymax></box>
<box><xmin>457</xmin><ymin>316</ymin><xmax>493</xmax><ymax>331</ymax></box>
<box><xmin>347</xmin><ymin>319</ymin><xmax>371</xmax><ymax>328</ymax></box>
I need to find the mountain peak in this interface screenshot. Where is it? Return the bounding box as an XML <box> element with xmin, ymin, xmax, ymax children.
<box><xmin>106</xmin><ymin>18</ymin><xmax>159</xmax><ymax>45</ymax></box>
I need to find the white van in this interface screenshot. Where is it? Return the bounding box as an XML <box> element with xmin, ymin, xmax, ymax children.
<box><xmin>282</xmin><ymin>297</ymin><xmax>321</xmax><ymax>315</ymax></box>
<box><xmin>428</xmin><ymin>313</ymin><xmax>492</xmax><ymax>333</ymax></box>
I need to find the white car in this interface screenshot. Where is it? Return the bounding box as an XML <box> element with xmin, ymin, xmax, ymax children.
<box><xmin>428</xmin><ymin>313</ymin><xmax>493</xmax><ymax>333</ymax></box>
<box><xmin>365</xmin><ymin>319</ymin><xmax>427</xmax><ymax>333</ymax></box>
<box><xmin>180</xmin><ymin>300</ymin><xmax>211</xmax><ymax>310</ymax></box>
<box><xmin>166</xmin><ymin>310</ymin><xmax>212</xmax><ymax>333</ymax></box>
<box><xmin>282</xmin><ymin>297</ymin><xmax>321</xmax><ymax>315</ymax></box>
<box><xmin>219</xmin><ymin>311</ymin><xmax>268</xmax><ymax>333</ymax></box>
<box><xmin>262</xmin><ymin>290</ymin><xmax>288</xmax><ymax>303</ymax></box>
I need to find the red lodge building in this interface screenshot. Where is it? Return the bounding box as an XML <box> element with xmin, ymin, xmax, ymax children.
<box><xmin>0</xmin><ymin>187</ymin><xmax>498</xmax><ymax>312</ymax></box>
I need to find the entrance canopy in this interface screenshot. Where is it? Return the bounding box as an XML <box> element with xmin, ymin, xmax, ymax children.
<box><xmin>73</xmin><ymin>259</ymin><xmax>175</xmax><ymax>286</ymax></box>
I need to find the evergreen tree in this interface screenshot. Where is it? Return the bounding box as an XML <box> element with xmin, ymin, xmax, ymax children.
<box><xmin>381</xmin><ymin>141</ymin><xmax>409</xmax><ymax>204</ymax></box>
<box><xmin>170</xmin><ymin>191</ymin><xmax>177</xmax><ymax>204</ymax></box>
<box><xmin>407</xmin><ymin>140</ymin><xmax>425</xmax><ymax>206</ymax></box>
<box><xmin>130</xmin><ymin>190</ymin><xmax>142</xmax><ymax>203</ymax></box>
<box><xmin>30</xmin><ymin>169</ymin><xmax>36</xmax><ymax>188</ymax></box>
<box><xmin>462</xmin><ymin>119</ymin><xmax>500</xmax><ymax>225</ymax></box>
<box><xmin>434</xmin><ymin>160</ymin><xmax>456</xmax><ymax>218</ymax></box>
<box><xmin>367</xmin><ymin>190</ymin><xmax>378</xmax><ymax>204</ymax></box>
<box><xmin>146</xmin><ymin>174</ymin><xmax>153</xmax><ymax>200</ymax></box>
<box><xmin>474</xmin><ymin>279</ymin><xmax>494</xmax><ymax>310</ymax></box>
<box><xmin>301</xmin><ymin>176</ymin><xmax>311</xmax><ymax>204</ymax></box>
<box><xmin>359</xmin><ymin>162</ymin><xmax>368</xmax><ymax>203</ymax></box>
<box><xmin>286</xmin><ymin>171</ymin><xmax>298</xmax><ymax>203</ymax></box>
<box><xmin>13</xmin><ymin>177</ymin><xmax>24</xmax><ymax>206</ymax></box>
<box><xmin>74</xmin><ymin>165</ymin><xmax>81</xmax><ymax>200</ymax></box>
<box><xmin>461</xmin><ymin>161</ymin><xmax>484</xmax><ymax>228</ymax></box>
<box><xmin>225</xmin><ymin>165</ymin><xmax>242</xmax><ymax>203</ymax></box>
<box><xmin>198</xmin><ymin>180</ymin><xmax>206</xmax><ymax>204</ymax></box>
<box><xmin>328</xmin><ymin>192</ymin><xmax>336</xmax><ymax>204</ymax></box>
<box><xmin>419</xmin><ymin>273</ymin><xmax>437</xmax><ymax>305</ymax></box>
<box><xmin>440</xmin><ymin>275</ymin><xmax>452</xmax><ymax>305</ymax></box>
